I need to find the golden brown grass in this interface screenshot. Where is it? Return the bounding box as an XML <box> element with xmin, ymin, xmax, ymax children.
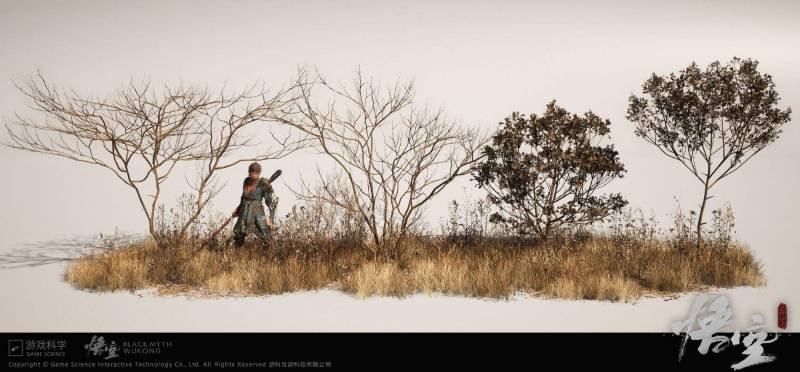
<box><xmin>64</xmin><ymin>233</ymin><xmax>766</xmax><ymax>303</ymax></box>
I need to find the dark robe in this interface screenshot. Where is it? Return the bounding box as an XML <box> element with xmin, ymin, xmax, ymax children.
<box><xmin>232</xmin><ymin>177</ymin><xmax>274</xmax><ymax>245</ymax></box>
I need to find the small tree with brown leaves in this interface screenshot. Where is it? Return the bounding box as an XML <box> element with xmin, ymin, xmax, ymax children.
<box><xmin>626</xmin><ymin>57</ymin><xmax>792</xmax><ymax>249</ymax></box>
<box><xmin>474</xmin><ymin>100</ymin><xmax>627</xmax><ymax>240</ymax></box>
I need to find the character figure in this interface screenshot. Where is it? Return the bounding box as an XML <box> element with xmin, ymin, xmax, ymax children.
<box><xmin>231</xmin><ymin>162</ymin><xmax>276</xmax><ymax>247</ymax></box>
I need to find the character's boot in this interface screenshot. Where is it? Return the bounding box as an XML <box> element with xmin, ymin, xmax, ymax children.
<box><xmin>233</xmin><ymin>234</ymin><xmax>245</xmax><ymax>248</ymax></box>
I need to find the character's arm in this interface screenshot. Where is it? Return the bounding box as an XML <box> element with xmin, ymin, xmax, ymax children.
<box><xmin>262</xmin><ymin>179</ymin><xmax>274</xmax><ymax>209</ymax></box>
<box><xmin>262</xmin><ymin>178</ymin><xmax>276</xmax><ymax>224</ymax></box>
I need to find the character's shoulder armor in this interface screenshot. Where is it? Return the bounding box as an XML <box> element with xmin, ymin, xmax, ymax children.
<box><xmin>259</xmin><ymin>177</ymin><xmax>273</xmax><ymax>193</ymax></box>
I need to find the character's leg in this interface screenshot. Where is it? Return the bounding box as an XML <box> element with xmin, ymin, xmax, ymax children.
<box><xmin>232</xmin><ymin>218</ymin><xmax>245</xmax><ymax>247</ymax></box>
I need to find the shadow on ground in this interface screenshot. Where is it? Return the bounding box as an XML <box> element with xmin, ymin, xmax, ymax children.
<box><xmin>0</xmin><ymin>231</ymin><xmax>143</xmax><ymax>269</ymax></box>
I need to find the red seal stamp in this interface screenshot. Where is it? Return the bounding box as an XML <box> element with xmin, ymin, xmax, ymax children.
<box><xmin>777</xmin><ymin>303</ymin><xmax>787</xmax><ymax>330</ymax></box>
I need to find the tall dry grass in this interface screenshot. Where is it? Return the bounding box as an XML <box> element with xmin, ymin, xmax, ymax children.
<box><xmin>64</xmin><ymin>197</ymin><xmax>765</xmax><ymax>302</ymax></box>
<box><xmin>65</xmin><ymin>232</ymin><xmax>764</xmax><ymax>302</ymax></box>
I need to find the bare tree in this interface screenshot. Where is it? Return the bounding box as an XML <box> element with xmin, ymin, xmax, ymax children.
<box><xmin>626</xmin><ymin>57</ymin><xmax>792</xmax><ymax>249</ymax></box>
<box><xmin>179</xmin><ymin>79</ymin><xmax>307</xmax><ymax>240</ymax></box>
<box><xmin>4</xmin><ymin>70</ymin><xmax>305</xmax><ymax>244</ymax></box>
<box><xmin>281</xmin><ymin>67</ymin><xmax>491</xmax><ymax>254</ymax></box>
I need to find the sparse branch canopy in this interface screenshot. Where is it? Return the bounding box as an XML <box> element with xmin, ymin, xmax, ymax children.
<box><xmin>474</xmin><ymin>100</ymin><xmax>627</xmax><ymax>239</ymax></box>
<box><xmin>282</xmin><ymin>67</ymin><xmax>492</xmax><ymax>252</ymax></box>
<box><xmin>626</xmin><ymin>57</ymin><xmax>792</xmax><ymax>248</ymax></box>
<box><xmin>3</xmin><ymin>70</ymin><xmax>306</xmax><ymax>243</ymax></box>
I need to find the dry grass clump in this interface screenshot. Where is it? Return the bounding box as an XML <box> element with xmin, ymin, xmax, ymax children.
<box><xmin>65</xmin><ymin>199</ymin><xmax>765</xmax><ymax>302</ymax></box>
<box><xmin>65</xmin><ymin>233</ymin><xmax>764</xmax><ymax>303</ymax></box>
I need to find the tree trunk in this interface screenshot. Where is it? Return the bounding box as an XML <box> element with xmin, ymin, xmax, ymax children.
<box><xmin>696</xmin><ymin>180</ymin><xmax>711</xmax><ymax>250</ymax></box>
